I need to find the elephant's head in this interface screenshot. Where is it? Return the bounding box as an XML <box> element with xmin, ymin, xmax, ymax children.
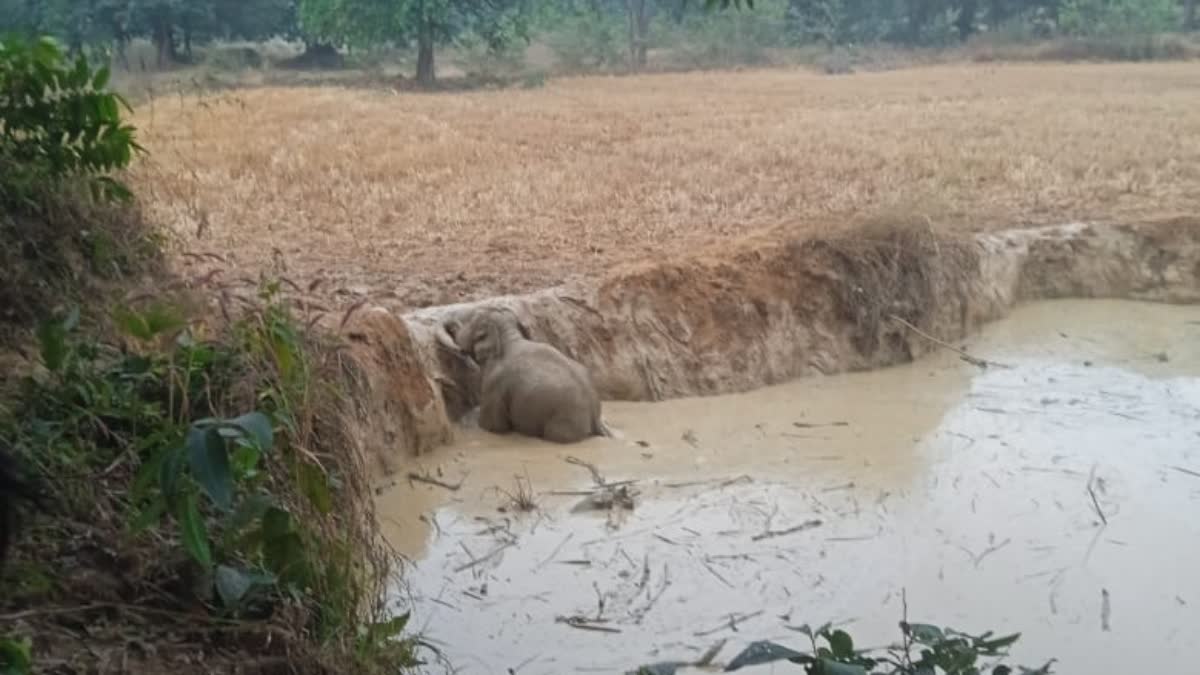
<box><xmin>435</xmin><ymin>306</ymin><xmax>531</xmax><ymax>365</ymax></box>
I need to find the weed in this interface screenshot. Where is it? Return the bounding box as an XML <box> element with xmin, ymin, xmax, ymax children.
<box><xmin>498</xmin><ymin>469</ymin><xmax>538</xmax><ymax>513</ymax></box>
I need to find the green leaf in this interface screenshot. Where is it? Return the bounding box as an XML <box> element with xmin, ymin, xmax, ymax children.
<box><xmin>815</xmin><ymin>660</ymin><xmax>867</xmax><ymax>675</ymax></box>
<box><xmin>261</xmin><ymin>506</ymin><xmax>291</xmax><ymax>540</ymax></box>
<box><xmin>978</xmin><ymin>632</ymin><xmax>1021</xmax><ymax>653</ymax></box>
<box><xmin>35</xmin><ymin>316</ymin><xmax>68</xmax><ymax>372</ymax></box>
<box><xmin>187</xmin><ymin>426</ymin><xmax>234</xmax><ymax>512</ymax></box>
<box><xmin>0</xmin><ymin>634</ymin><xmax>33</xmax><ymax>675</ymax></box>
<box><xmin>828</xmin><ymin>630</ymin><xmax>854</xmax><ymax>658</ymax></box>
<box><xmin>263</xmin><ymin>531</ymin><xmax>307</xmax><ymax>584</ymax></box>
<box><xmin>92</xmin><ymin>65</ymin><xmax>110</xmax><ymax>90</ymax></box>
<box><xmin>130</xmin><ymin>498</ymin><xmax>166</xmax><ymax>533</ymax></box>
<box><xmin>228</xmin><ymin>412</ymin><xmax>273</xmax><ymax>452</ymax></box>
<box><xmin>230</xmin><ymin>443</ymin><xmax>261</xmax><ymax>480</ymax></box>
<box><xmin>143</xmin><ymin>303</ymin><xmax>186</xmax><ymax>337</ymax></box>
<box><xmin>112</xmin><ymin>305</ymin><xmax>152</xmax><ymax>341</ymax></box>
<box><xmin>215</xmin><ymin>564</ymin><xmax>253</xmax><ymax>609</ymax></box>
<box><xmin>907</xmin><ymin>623</ymin><xmax>946</xmax><ymax>645</ymax></box>
<box><xmin>178</xmin><ymin>492</ymin><xmax>212</xmax><ymax>568</ymax></box>
<box><xmin>226</xmin><ymin>493</ymin><xmax>273</xmax><ymax>536</ymax></box>
<box><xmin>158</xmin><ymin>446</ymin><xmax>186</xmax><ymax>501</ymax></box>
<box><xmin>365</xmin><ymin>612</ymin><xmax>410</xmax><ymax>642</ymax></box>
<box><xmin>725</xmin><ymin>641</ymin><xmax>812</xmax><ymax>669</ymax></box>
<box><xmin>298</xmin><ymin>461</ymin><xmax>332</xmax><ymax>514</ymax></box>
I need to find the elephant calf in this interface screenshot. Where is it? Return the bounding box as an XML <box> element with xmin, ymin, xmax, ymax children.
<box><xmin>437</xmin><ymin>307</ymin><xmax>606</xmax><ymax>444</ymax></box>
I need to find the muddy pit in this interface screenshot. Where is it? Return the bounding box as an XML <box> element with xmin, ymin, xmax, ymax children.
<box><xmin>375</xmin><ymin>299</ymin><xmax>1200</xmax><ymax>673</ymax></box>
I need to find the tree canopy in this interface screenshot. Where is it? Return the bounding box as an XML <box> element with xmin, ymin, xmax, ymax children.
<box><xmin>0</xmin><ymin>0</ymin><xmax>1194</xmax><ymax>84</ymax></box>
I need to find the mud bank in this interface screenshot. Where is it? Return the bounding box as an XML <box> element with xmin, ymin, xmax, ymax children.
<box><xmin>342</xmin><ymin>219</ymin><xmax>1199</xmax><ymax>466</ymax></box>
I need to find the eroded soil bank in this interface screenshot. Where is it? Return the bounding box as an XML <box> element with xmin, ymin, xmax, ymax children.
<box><xmin>342</xmin><ymin>219</ymin><xmax>1200</xmax><ymax>467</ymax></box>
<box><xmin>379</xmin><ymin>299</ymin><xmax>1200</xmax><ymax>673</ymax></box>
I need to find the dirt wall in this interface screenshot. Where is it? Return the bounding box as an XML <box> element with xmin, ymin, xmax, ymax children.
<box><xmin>344</xmin><ymin>220</ymin><xmax>1200</xmax><ymax>464</ymax></box>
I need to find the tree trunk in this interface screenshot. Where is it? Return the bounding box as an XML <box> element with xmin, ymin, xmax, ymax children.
<box><xmin>416</xmin><ymin>19</ymin><xmax>436</xmax><ymax>87</ymax></box>
<box><xmin>636</xmin><ymin>0</ymin><xmax>649</xmax><ymax>68</ymax></box>
<box><xmin>152</xmin><ymin>19</ymin><xmax>175</xmax><ymax>69</ymax></box>
<box><xmin>956</xmin><ymin>0</ymin><xmax>978</xmax><ymax>40</ymax></box>
<box><xmin>1186</xmin><ymin>0</ymin><xmax>1197</xmax><ymax>31</ymax></box>
<box><xmin>626</xmin><ymin>0</ymin><xmax>648</xmax><ymax>71</ymax></box>
<box><xmin>114</xmin><ymin>37</ymin><xmax>129</xmax><ymax>70</ymax></box>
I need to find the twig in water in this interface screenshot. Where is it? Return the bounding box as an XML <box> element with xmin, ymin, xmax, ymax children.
<box><xmin>1086</xmin><ymin>465</ymin><xmax>1108</xmax><ymax>526</ymax></box>
<box><xmin>971</xmin><ymin>538</ymin><xmax>1011</xmax><ymax>568</ymax></box>
<box><xmin>453</xmin><ymin>541</ymin><xmax>515</xmax><ymax>573</ymax></box>
<box><xmin>1169</xmin><ymin>465</ymin><xmax>1200</xmax><ymax>479</ymax></box>
<box><xmin>699</xmin><ymin>557</ymin><xmax>734</xmax><ymax>588</ymax></box>
<box><xmin>693</xmin><ymin>610</ymin><xmax>765</xmax><ymax>637</ymax></box>
<box><xmin>821</xmin><ymin>482</ymin><xmax>855</xmax><ymax>493</ymax></box>
<box><xmin>555</xmin><ymin>616</ymin><xmax>621</xmax><ymax>633</ymax></box>
<box><xmin>535</xmin><ymin>533</ymin><xmax>574</xmax><ymax>570</ymax></box>
<box><xmin>407</xmin><ymin>470</ymin><xmax>465</xmax><ymax>492</ymax></box>
<box><xmin>565</xmin><ymin>456</ymin><xmax>605</xmax><ymax>486</ymax></box>
<box><xmin>751</xmin><ymin>519</ymin><xmax>823</xmax><ymax>542</ymax></box>
<box><xmin>1101</xmin><ymin>588</ymin><xmax>1112</xmax><ymax>631</ymax></box>
<box><xmin>632</xmin><ymin>564</ymin><xmax>672</xmax><ymax>624</ymax></box>
<box><xmin>889</xmin><ymin>315</ymin><xmax>1010</xmax><ymax>369</ymax></box>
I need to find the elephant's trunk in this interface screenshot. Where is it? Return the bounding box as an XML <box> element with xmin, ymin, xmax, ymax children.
<box><xmin>434</xmin><ymin>317</ymin><xmax>463</xmax><ymax>355</ymax></box>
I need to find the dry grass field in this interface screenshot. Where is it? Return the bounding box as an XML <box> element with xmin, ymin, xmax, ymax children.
<box><xmin>132</xmin><ymin>62</ymin><xmax>1200</xmax><ymax>308</ymax></box>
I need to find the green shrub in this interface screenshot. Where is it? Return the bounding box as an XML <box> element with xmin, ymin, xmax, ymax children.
<box><xmin>544</xmin><ymin>12</ymin><xmax>626</xmax><ymax>71</ymax></box>
<box><xmin>1059</xmin><ymin>0</ymin><xmax>1177</xmax><ymax>36</ymax></box>
<box><xmin>0</xmin><ymin>36</ymin><xmax>141</xmax><ymax>206</ymax></box>
<box><xmin>2</xmin><ymin>287</ymin><xmax>422</xmax><ymax>668</ymax></box>
<box><xmin>666</xmin><ymin>0</ymin><xmax>790</xmax><ymax>68</ymax></box>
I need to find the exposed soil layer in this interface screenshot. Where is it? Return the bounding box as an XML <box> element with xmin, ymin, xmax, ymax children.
<box><xmin>341</xmin><ymin>219</ymin><xmax>1200</xmax><ymax>467</ymax></box>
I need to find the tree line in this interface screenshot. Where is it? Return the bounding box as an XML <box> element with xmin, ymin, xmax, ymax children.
<box><xmin>0</xmin><ymin>0</ymin><xmax>1196</xmax><ymax>84</ymax></box>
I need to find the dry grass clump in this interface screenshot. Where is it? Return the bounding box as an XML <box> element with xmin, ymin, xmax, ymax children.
<box><xmin>131</xmin><ymin>62</ymin><xmax>1200</xmax><ymax>308</ymax></box>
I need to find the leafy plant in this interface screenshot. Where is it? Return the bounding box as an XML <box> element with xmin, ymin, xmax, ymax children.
<box><xmin>0</xmin><ymin>635</ymin><xmax>32</xmax><ymax>675</ymax></box>
<box><xmin>632</xmin><ymin>619</ymin><xmax>1055</xmax><ymax>674</ymax></box>
<box><xmin>0</xmin><ymin>36</ymin><xmax>142</xmax><ymax>206</ymax></box>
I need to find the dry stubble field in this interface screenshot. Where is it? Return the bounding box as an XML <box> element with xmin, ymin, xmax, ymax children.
<box><xmin>132</xmin><ymin>62</ymin><xmax>1200</xmax><ymax>308</ymax></box>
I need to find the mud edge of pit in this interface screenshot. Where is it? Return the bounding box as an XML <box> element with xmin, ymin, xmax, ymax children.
<box><xmin>338</xmin><ymin>220</ymin><xmax>1200</xmax><ymax>471</ymax></box>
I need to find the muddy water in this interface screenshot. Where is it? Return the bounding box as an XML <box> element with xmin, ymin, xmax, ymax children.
<box><xmin>376</xmin><ymin>300</ymin><xmax>1200</xmax><ymax>674</ymax></box>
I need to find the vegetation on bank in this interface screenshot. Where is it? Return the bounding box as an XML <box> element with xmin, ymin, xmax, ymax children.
<box><xmin>1</xmin><ymin>35</ymin><xmax>419</xmax><ymax>674</ymax></box>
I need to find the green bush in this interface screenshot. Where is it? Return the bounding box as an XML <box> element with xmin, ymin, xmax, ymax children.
<box><xmin>0</xmin><ymin>36</ymin><xmax>141</xmax><ymax>206</ymax></box>
<box><xmin>667</xmin><ymin>0</ymin><xmax>791</xmax><ymax>67</ymax></box>
<box><xmin>1059</xmin><ymin>0</ymin><xmax>1177</xmax><ymax>36</ymax></box>
<box><xmin>544</xmin><ymin>12</ymin><xmax>627</xmax><ymax>71</ymax></box>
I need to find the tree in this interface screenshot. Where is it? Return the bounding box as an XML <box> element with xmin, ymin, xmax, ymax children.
<box><xmin>300</xmin><ymin>0</ymin><xmax>530</xmax><ymax>86</ymax></box>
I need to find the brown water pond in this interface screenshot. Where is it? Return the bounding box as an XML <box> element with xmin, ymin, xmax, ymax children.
<box><xmin>376</xmin><ymin>299</ymin><xmax>1200</xmax><ymax>674</ymax></box>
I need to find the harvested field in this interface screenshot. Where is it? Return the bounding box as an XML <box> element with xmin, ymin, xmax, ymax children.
<box><xmin>133</xmin><ymin>62</ymin><xmax>1200</xmax><ymax>308</ymax></box>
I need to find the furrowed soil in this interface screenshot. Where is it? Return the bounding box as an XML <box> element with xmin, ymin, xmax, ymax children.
<box><xmin>132</xmin><ymin>62</ymin><xmax>1200</xmax><ymax>311</ymax></box>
